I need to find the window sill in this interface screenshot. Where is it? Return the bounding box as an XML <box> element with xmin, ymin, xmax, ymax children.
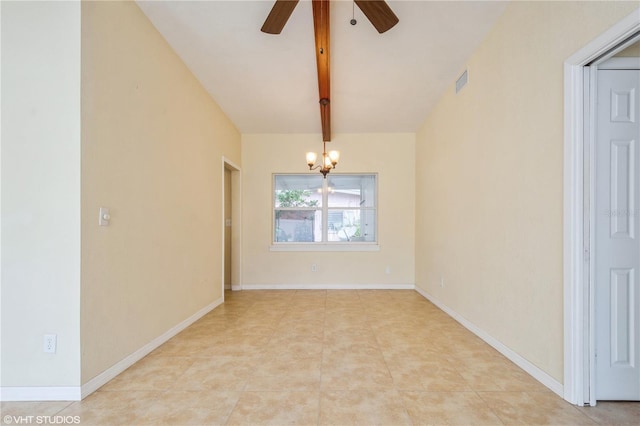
<box><xmin>269</xmin><ymin>243</ymin><xmax>380</xmax><ymax>252</ymax></box>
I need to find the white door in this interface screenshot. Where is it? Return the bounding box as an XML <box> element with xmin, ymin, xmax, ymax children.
<box><xmin>595</xmin><ymin>68</ymin><xmax>640</xmax><ymax>400</ymax></box>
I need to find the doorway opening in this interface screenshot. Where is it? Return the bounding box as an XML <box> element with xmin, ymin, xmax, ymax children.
<box><xmin>222</xmin><ymin>158</ymin><xmax>241</xmax><ymax>296</ymax></box>
<box><xmin>564</xmin><ymin>9</ymin><xmax>640</xmax><ymax>406</ymax></box>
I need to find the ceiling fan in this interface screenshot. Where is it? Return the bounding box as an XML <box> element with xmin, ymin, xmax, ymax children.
<box><xmin>261</xmin><ymin>0</ymin><xmax>399</xmax><ymax>142</ymax></box>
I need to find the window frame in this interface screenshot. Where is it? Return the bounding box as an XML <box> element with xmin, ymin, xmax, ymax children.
<box><xmin>271</xmin><ymin>173</ymin><xmax>379</xmax><ymax>252</ymax></box>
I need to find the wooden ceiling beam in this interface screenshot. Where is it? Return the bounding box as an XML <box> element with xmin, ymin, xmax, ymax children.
<box><xmin>312</xmin><ymin>0</ymin><xmax>331</xmax><ymax>142</ymax></box>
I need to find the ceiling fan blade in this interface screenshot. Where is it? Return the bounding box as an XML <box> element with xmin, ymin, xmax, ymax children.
<box><xmin>312</xmin><ymin>0</ymin><xmax>331</xmax><ymax>141</ymax></box>
<box><xmin>354</xmin><ymin>0</ymin><xmax>399</xmax><ymax>34</ymax></box>
<box><xmin>261</xmin><ymin>0</ymin><xmax>300</xmax><ymax>34</ymax></box>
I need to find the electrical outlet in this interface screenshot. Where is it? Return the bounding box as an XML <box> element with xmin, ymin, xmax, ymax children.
<box><xmin>44</xmin><ymin>334</ymin><xmax>57</xmax><ymax>353</ymax></box>
<box><xmin>311</xmin><ymin>264</ymin><xmax>318</xmax><ymax>272</ymax></box>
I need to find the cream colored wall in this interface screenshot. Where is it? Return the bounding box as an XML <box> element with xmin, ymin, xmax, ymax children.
<box><xmin>241</xmin><ymin>133</ymin><xmax>415</xmax><ymax>287</ymax></box>
<box><xmin>1</xmin><ymin>1</ymin><xmax>81</xmax><ymax>387</ymax></box>
<box><xmin>81</xmin><ymin>1</ymin><xmax>240</xmax><ymax>383</ymax></box>
<box><xmin>415</xmin><ymin>1</ymin><xmax>639</xmax><ymax>383</ymax></box>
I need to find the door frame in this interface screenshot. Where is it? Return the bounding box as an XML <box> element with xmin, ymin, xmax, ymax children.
<box><xmin>222</xmin><ymin>157</ymin><xmax>242</xmax><ymax>297</ymax></box>
<box><xmin>563</xmin><ymin>9</ymin><xmax>640</xmax><ymax>406</ymax></box>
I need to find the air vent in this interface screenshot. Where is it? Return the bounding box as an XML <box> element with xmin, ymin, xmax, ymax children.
<box><xmin>455</xmin><ymin>69</ymin><xmax>468</xmax><ymax>94</ymax></box>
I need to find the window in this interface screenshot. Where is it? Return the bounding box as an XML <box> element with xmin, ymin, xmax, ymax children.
<box><xmin>273</xmin><ymin>174</ymin><xmax>377</xmax><ymax>245</ymax></box>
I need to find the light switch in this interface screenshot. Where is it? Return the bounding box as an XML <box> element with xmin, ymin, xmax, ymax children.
<box><xmin>99</xmin><ymin>207</ymin><xmax>111</xmax><ymax>226</ymax></box>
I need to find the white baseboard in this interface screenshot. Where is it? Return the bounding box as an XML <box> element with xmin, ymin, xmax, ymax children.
<box><xmin>1</xmin><ymin>297</ymin><xmax>224</xmax><ymax>402</ymax></box>
<box><xmin>414</xmin><ymin>286</ymin><xmax>564</xmax><ymax>398</ymax></box>
<box><xmin>0</xmin><ymin>386</ymin><xmax>81</xmax><ymax>402</ymax></box>
<box><xmin>241</xmin><ymin>283</ymin><xmax>415</xmax><ymax>290</ymax></box>
<box><xmin>79</xmin><ymin>296</ymin><xmax>223</xmax><ymax>400</ymax></box>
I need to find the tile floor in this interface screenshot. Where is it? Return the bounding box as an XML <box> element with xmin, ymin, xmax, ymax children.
<box><xmin>2</xmin><ymin>289</ymin><xmax>639</xmax><ymax>425</ymax></box>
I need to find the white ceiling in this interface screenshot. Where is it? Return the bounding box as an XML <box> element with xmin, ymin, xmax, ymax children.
<box><xmin>136</xmin><ymin>0</ymin><xmax>507</xmax><ymax>136</ymax></box>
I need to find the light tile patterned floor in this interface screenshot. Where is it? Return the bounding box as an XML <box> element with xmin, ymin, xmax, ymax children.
<box><xmin>2</xmin><ymin>290</ymin><xmax>639</xmax><ymax>425</ymax></box>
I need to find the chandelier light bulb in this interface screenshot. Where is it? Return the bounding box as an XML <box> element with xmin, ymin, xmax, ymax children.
<box><xmin>328</xmin><ymin>150</ymin><xmax>340</xmax><ymax>164</ymax></box>
<box><xmin>306</xmin><ymin>152</ymin><xmax>318</xmax><ymax>166</ymax></box>
<box><xmin>324</xmin><ymin>155</ymin><xmax>333</xmax><ymax>169</ymax></box>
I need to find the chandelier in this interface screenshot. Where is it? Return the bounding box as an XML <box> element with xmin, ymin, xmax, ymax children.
<box><xmin>306</xmin><ymin>140</ymin><xmax>340</xmax><ymax>178</ymax></box>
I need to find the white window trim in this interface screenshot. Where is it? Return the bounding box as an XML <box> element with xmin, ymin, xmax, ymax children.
<box><xmin>269</xmin><ymin>243</ymin><xmax>380</xmax><ymax>252</ymax></box>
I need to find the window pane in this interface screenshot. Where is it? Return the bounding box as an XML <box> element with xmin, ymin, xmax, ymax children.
<box><xmin>274</xmin><ymin>175</ymin><xmax>323</xmax><ymax>208</ymax></box>
<box><xmin>327</xmin><ymin>208</ymin><xmax>376</xmax><ymax>242</ymax></box>
<box><xmin>327</xmin><ymin>175</ymin><xmax>376</xmax><ymax>208</ymax></box>
<box><xmin>273</xmin><ymin>173</ymin><xmax>377</xmax><ymax>245</ymax></box>
<box><xmin>275</xmin><ymin>210</ymin><xmax>322</xmax><ymax>242</ymax></box>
